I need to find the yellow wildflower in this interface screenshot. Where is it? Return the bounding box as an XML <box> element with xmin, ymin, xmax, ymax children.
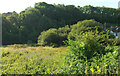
<box><xmin>47</xmin><ymin>68</ymin><xmax>50</xmax><ymax>71</ymax></box>
<box><xmin>90</xmin><ymin>68</ymin><xmax>94</xmax><ymax>73</ymax></box>
<box><xmin>105</xmin><ymin>64</ymin><xmax>108</xmax><ymax>67</ymax></box>
<box><xmin>98</xmin><ymin>69</ymin><xmax>101</xmax><ymax>72</ymax></box>
<box><xmin>97</xmin><ymin>66</ymin><xmax>99</xmax><ymax>69</ymax></box>
<box><xmin>63</xmin><ymin>63</ymin><xmax>64</xmax><ymax>66</ymax></box>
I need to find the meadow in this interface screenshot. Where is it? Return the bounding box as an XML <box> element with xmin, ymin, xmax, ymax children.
<box><xmin>1</xmin><ymin>44</ymin><xmax>120</xmax><ymax>74</ymax></box>
<box><xmin>2</xmin><ymin>44</ymin><xmax>67</xmax><ymax>74</ymax></box>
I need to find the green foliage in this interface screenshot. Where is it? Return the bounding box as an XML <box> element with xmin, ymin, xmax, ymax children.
<box><xmin>58</xmin><ymin>25</ymin><xmax>70</xmax><ymax>37</ymax></box>
<box><xmin>113</xmin><ymin>39</ymin><xmax>120</xmax><ymax>46</ymax></box>
<box><xmin>63</xmin><ymin>36</ymin><xmax>120</xmax><ymax>74</ymax></box>
<box><xmin>68</xmin><ymin>19</ymin><xmax>104</xmax><ymax>39</ymax></box>
<box><xmin>38</xmin><ymin>25</ymin><xmax>71</xmax><ymax>46</ymax></box>
<box><xmin>37</xmin><ymin>19</ymin><xmax>119</xmax><ymax>46</ymax></box>
<box><xmin>2</xmin><ymin>45</ymin><xmax>120</xmax><ymax>74</ymax></box>
<box><xmin>67</xmin><ymin>31</ymin><xmax>105</xmax><ymax>60</ymax></box>
<box><xmin>57</xmin><ymin>25</ymin><xmax>71</xmax><ymax>44</ymax></box>
<box><xmin>62</xmin><ymin>24</ymin><xmax>120</xmax><ymax>74</ymax></box>
<box><xmin>2</xmin><ymin>2</ymin><xmax>120</xmax><ymax>44</ymax></box>
<box><xmin>2</xmin><ymin>51</ymin><xmax>10</xmax><ymax>57</ymax></box>
<box><xmin>1</xmin><ymin>2</ymin><xmax>120</xmax><ymax>74</ymax></box>
<box><xmin>2</xmin><ymin>15</ymin><xmax>19</xmax><ymax>44</ymax></box>
<box><xmin>2</xmin><ymin>46</ymin><xmax>67</xmax><ymax>74</ymax></box>
<box><xmin>38</xmin><ymin>28</ymin><xmax>60</xmax><ymax>46</ymax></box>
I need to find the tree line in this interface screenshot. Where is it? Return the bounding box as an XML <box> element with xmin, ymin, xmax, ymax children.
<box><xmin>2</xmin><ymin>2</ymin><xmax>120</xmax><ymax>45</ymax></box>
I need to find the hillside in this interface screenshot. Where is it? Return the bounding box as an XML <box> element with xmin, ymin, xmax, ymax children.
<box><xmin>2</xmin><ymin>2</ymin><xmax>120</xmax><ymax>45</ymax></box>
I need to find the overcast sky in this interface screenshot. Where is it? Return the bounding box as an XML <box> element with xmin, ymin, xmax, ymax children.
<box><xmin>0</xmin><ymin>0</ymin><xmax>120</xmax><ymax>13</ymax></box>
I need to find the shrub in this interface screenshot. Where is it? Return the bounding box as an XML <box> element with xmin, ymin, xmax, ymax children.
<box><xmin>58</xmin><ymin>25</ymin><xmax>71</xmax><ymax>44</ymax></box>
<box><xmin>38</xmin><ymin>28</ymin><xmax>61</xmax><ymax>46</ymax></box>
<box><xmin>68</xmin><ymin>19</ymin><xmax>104</xmax><ymax>39</ymax></box>
<box><xmin>38</xmin><ymin>25</ymin><xmax>71</xmax><ymax>46</ymax></box>
<box><xmin>65</xmin><ymin>30</ymin><xmax>117</xmax><ymax>65</ymax></box>
<box><xmin>67</xmin><ymin>31</ymin><xmax>106</xmax><ymax>60</ymax></box>
<box><xmin>63</xmin><ymin>31</ymin><xmax>119</xmax><ymax>74</ymax></box>
<box><xmin>37</xmin><ymin>20</ymin><xmax>105</xmax><ymax>46</ymax></box>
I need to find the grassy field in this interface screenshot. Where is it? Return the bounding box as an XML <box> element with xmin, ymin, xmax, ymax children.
<box><xmin>1</xmin><ymin>44</ymin><xmax>120</xmax><ymax>74</ymax></box>
<box><xmin>2</xmin><ymin>45</ymin><xmax>67</xmax><ymax>74</ymax></box>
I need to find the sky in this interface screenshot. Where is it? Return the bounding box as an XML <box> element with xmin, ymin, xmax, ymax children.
<box><xmin>0</xmin><ymin>0</ymin><xmax>120</xmax><ymax>13</ymax></box>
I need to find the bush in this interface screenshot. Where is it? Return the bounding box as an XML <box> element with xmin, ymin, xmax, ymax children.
<box><xmin>37</xmin><ymin>20</ymin><xmax>105</xmax><ymax>46</ymax></box>
<box><xmin>63</xmin><ymin>31</ymin><xmax>119</xmax><ymax>74</ymax></box>
<box><xmin>66</xmin><ymin>30</ymin><xmax>117</xmax><ymax>61</ymax></box>
<box><xmin>38</xmin><ymin>28</ymin><xmax>60</xmax><ymax>46</ymax></box>
<box><xmin>58</xmin><ymin>25</ymin><xmax>71</xmax><ymax>44</ymax></box>
<box><xmin>67</xmin><ymin>31</ymin><xmax>106</xmax><ymax>60</ymax></box>
<box><xmin>38</xmin><ymin>25</ymin><xmax>71</xmax><ymax>46</ymax></box>
<box><xmin>68</xmin><ymin>19</ymin><xmax>104</xmax><ymax>39</ymax></box>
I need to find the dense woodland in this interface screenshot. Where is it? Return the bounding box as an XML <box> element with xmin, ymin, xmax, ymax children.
<box><xmin>2</xmin><ymin>2</ymin><xmax>120</xmax><ymax>45</ymax></box>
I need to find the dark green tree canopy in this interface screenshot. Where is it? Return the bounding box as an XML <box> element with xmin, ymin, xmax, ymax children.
<box><xmin>2</xmin><ymin>2</ymin><xmax>120</xmax><ymax>44</ymax></box>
